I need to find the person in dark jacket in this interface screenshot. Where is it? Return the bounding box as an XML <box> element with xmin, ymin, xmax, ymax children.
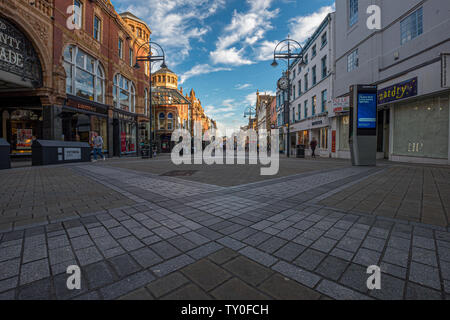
<box><xmin>310</xmin><ymin>137</ymin><xmax>318</xmax><ymax>158</ymax></box>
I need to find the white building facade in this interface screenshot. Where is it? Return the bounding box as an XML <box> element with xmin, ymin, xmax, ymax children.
<box><xmin>334</xmin><ymin>0</ymin><xmax>450</xmax><ymax>164</ymax></box>
<box><xmin>287</xmin><ymin>13</ymin><xmax>335</xmax><ymax>157</ymax></box>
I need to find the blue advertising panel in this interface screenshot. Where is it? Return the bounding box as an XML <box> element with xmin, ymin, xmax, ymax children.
<box><xmin>357</xmin><ymin>93</ymin><xmax>377</xmax><ymax>129</ymax></box>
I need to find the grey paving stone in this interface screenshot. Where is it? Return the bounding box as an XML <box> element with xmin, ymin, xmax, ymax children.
<box><xmin>142</xmin><ymin>235</ymin><xmax>162</xmax><ymax>246</ymax></box>
<box><xmin>337</xmin><ymin>237</ymin><xmax>363</xmax><ymax>253</ymax></box>
<box><xmin>183</xmin><ymin>232</ymin><xmax>210</xmax><ymax>245</ymax></box>
<box><xmin>405</xmin><ymin>282</ymin><xmax>443</xmax><ymax>300</ymax></box>
<box><xmin>370</xmin><ymin>273</ymin><xmax>405</xmax><ymax>300</ymax></box>
<box><xmin>118</xmin><ymin>236</ymin><xmax>145</xmax><ymax>251</ymax></box>
<box><xmin>346</xmin><ymin>228</ymin><xmax>368</xmax><ymax>240</ymax></box>
<box><xmin>168</xmin><ymin>236</ymin><xmax>197</xmax><ymax>252</ymax></box>
<box><xmin>130</xmin><ymin>247</ymin><xmax>163</xmax><ymax>268</ymax></box>
<box><xmin>217</xmin><ymin>237</ymin><xmax>246</xmax><ymax>251</ymax></box>
<box><xmin>19</xmin><ymin>259</ymin><xmax>50</xmax><ymax>285</ymax></box>
<box><xmin>339</xmin><ymin>263</ymin><xmax>369</xmax><ymax>293</ymax></box>
<box><xmin>311</xmin><ymin>237</ymin><xmax>337</xmax><ymax>253</ymax></box>
<box><xmin>163</xmin><ymin>283</ymin><xmax>212</xmax><ymax>300</ymax></box>
<box><xmin>409</xmin><ymin>262</ymin><xmax>441</xmax><ymax>290</ymax></box>
<box><xmin>109</xmin><ymin>254</ymin><xmax>141</xmax><ymax>277</ymax></box>
<box><xmin>70</xmin><ymin>235</ymin><xmax>94</xmax><ymax>250</ymax></box>
<box><xmin>412</xmin><ymin>247</ymin><xmax>438</xmax><ymax>267</ymax></box>
<box><xmin>388</xmin><ymin>236</ymin><xmax>411</xmax><ymax>251</ymax></box>
<box><xmin>441</xmin><ymin>261</ymin><xmax>450</xmax><ymax>280</ymax></box>
<box><xmin>50</xmin><ymin>259</ymin><xmax>78</xmax><ymax>276</ymax></box>
<box><xmin>75</xmin><ymin>246</ymin><xmax>103</xmax><ymax>266</ymax></box>
<box><xmin>368</xmin><ymin>227</ymin><xmax>390</xmax><ymax>239</ymax></box>
<box><xmin>362</xmin><ymin>236</ymin><xmax>386</xmax><ymax>252</ymax></box>
<box><xmin>2</xmin><ymin>231</ymin><xmax>24</xmax><ymax>242</ymax></box>
<box><xmin>334</xmin><ymin>220</ymin><xmax>354</xmax><ymax>231</ymax></box>
<box><xmin>109</xmin><ymin>226</ymin><xmax>132</xmax><ymax>239</ymax></box>
<box><xmin>315</xmin><ymin>256</ymin><xmax>348</xmax><ymax>281</ymax></box>
<box><xmin>196</xmin><ymin>227</ymin><xmax>222</xmax><ymax>241</ymax></box>
<box><xmin>353</xmin><ymin>248</ymin><xmax>382</xmax><ymax>267</ymax></box>
<box><xmin>317</xmin><ymin>279</ymin><xmax>371</xmax><ymax>300</ymax></box>
<box><xmin>151</xmin><ymin>254</ymin><xmax>195</xmax><ymax>277</ymax></box>
<box><xmin>0</xmin><ymin>276</ymin><xmax>18</xmax><ymax>294</ymax></box>
<box><xmin>259</xmin><ymin>237</ymin><xmax>287</xmax><ymax>254</ymax></box>
<box><xmin>88</xmin><ymin>226</ymin><xmax>109</xmax><ymax>239</ymax></box>
<box><xmin>259</xmin><ymin>273</ymin><xmax>321</xmax><ymax>300</ymax></box>
<box><xmin>103</xmin><ymin>246</ymin><xmax>126</xmax><ymax>259</ymax></box>
<box><xmin>17</xmin><ymin>278</ymin><xmax>52</xmax><ymax>300</ymax></box>
<box><xmin>173</xmin><ymin>226</ymin><xmax>190</xmax><ymax>235</ymax></box>
<box><xmin>66</xmin><ymin>226</ymin><xmax>88</xmax><ymax>238</ymax></box>
<box><xmin>128</xmin><ymin>226</ymin><xmax>153</xmax><ymax>239</ymax></box>
<box><xmin>276</xmin><ymin>227</ymin><xmax>303</xmax><ymax>240</ymax></box>
<box><xmin>100</xmin><ymin>270</ymin><xmax>155</xmax><ymax>300</ymax></box>
<box><xmin>24</xmin><ymin>234</ymin><xmax>46</xmax><ymax>247</ymax></box>
<box><xmin>48</xmin><ymin>235</ymin><xmax>70</xmax><ymax>250</ymax></box>
<box><xmin>271</xmin><ymin>220</ymin><xmax>295</xmax><ymax>230</ymax></box>
<box><xmin>93</xmin><ymin>235</ymin><xmax>119</xmax><ymax>251</ymax></box>
<box><xmin>380</xmin><ymin>262</ymin><xmax>407</xmax><ymax>279</ymax></box>
<box><xmin>301</xmin><ymin>228</ymin><xmax>325</xmax><ymax>241</ymax></box>
<box><xmin>150</xmin><ymin>241</ymin><xmax>182</xmax><ymax>260</ymax></box>
<box><xmin>273</xmin><ymin>243</ymin><xmax>306</xmax><ymax>262</ymax></box>
<box><xmin>207</xmin><ymin>248</ymin><xmax>239</xmax><ymax>265</ymax></box>
<box><xmin>230</xmin><ymin>228</ymin><xmax>258</xmax><ymax>241</ymax></box>
<box><xmin>119</xmin><ymin>287</ymin><xmax>153</xmax><ymax>300</ymax></box>
<box><xmin>239</xmin><ymin>247</ymin><xmax>278</xmax><ymax>267</ymax></box>
<box><xmin>294</xmin><ymin>249</ymin><xmax>326</xmax><ymax>271</ymax></box>
<box><xmin>382</xmin><ymin>247</ymin><xmax>409</xmax><ymax>267</ymax></box>
<box><xmin>182</xmin><ymin>259</ymin><xmax>232</xmax><ymax>291</ymax></box>
<box><xmin>243</xmin><ymin>232</ymin><xmax>272</xmax><ymax>246</ymax></box>
<box><xmin>101</xmin><ymin>219</ymin><xmax>121</xmax><ymax>229</ymax></box>
<box><xmin>223</xmin><ymin>256</ymin><xmax>272</xmax><ymax>286</ymax></box>
<box><xmin>121</xmin><ymin>219</ymin><xmax>141</xmax><ymax>230</ymax></box>
<box><xmin>85</xmin><ymin>261</ymin><xmax>116</xmax><ymax>289</ymax></box>
<box><xmin>53</xmin><ymin>271</ymin><xmax>88</xmax><ymax>300</ymax></box>
<box><xmin>272</xmin><ymin>261</ymin><xmax>321</xmax><ymax>288</ymax></box>
<box><xmin>0</xmin><ymin>244</ymin><xmax>22</xmax><ymax>262</ymax></box>
<box><xmin>187</xmin><ymin>242</ymin><xmax>223</xmax><ymax>260</ymax></box>
<box><xmin>49</xmin><ymin>246</ymin><xmax>75</xmax><ymax>266</ymax></box>
<box><xmin>413</xmin><ymin>235</ymin><xmax>436</xmax><ymax>250</ymax></box>
<box><xmin>151</xmin><ymin>226</ymin><xmax>176</xmax><ymax>240</ymax></box>
<box><xmin>251</xmin><ymin>220</ymin><xmax>274</xmax><ymax>231</ymax></box>
<box><xmin>146</xmin><ymin>272</ymin><xmax>189</xmax><ymax>298</ymax></box>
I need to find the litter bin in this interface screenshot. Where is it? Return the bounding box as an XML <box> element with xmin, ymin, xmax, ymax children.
<box><xmin>141</xmin><ymin>144</ymin><xmax>151</xmax><ymax>159</ymax></box>
<box><xmin>32</xmin><ymin>140</ymin><xmax>91</xmax><ymax>166</ymax></box>
<box><xmin>296</xmin><ymin>144</ymin><xmax>305</xmax><ymax>158</ymax></box>
<box><xmin>0</xmin><ymin>138</ymin><xmax>11</xmax><ymax>170</ymax></box>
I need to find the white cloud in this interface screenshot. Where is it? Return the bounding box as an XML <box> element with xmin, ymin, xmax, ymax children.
<box><xmin>244</xmin><ymin>91</ymin><xmax>276</xmax><ymax>107</ymax></box>
<box><xmin>235</xmin><ymin>83</ymin><xmax>252</xmax><ymax>90</ymax></box>
<box><xmin>209</xmin><ymin>0</ymin><xmax>279</xmax><ymax>66</ymax></box>
<box><xmin>116</xmin><ymin>0</ymin><xmax>226</xmax><ymax>66</ymax></box>
<box><xmin>179</xmin><ymin>64</ymin><xmax>231</xmax><ymax>84</ymax></box>
<box><xmin>289</xmin><ymin>5</ymin><xmax>335</xmax><ymax>44</ymax></box>
<box><xmin>255</xmin><ymin>40</ymin><xmax>278</xmax><ymax>61</ymax></box>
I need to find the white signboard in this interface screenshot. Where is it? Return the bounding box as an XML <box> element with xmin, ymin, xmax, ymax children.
<box><xmin>64</xmin><ymin>148</ymin><xmax>81</xmax><ymax>161</ymax></box>
<box><xmin>332</xmin><ymin>97</ymin><xmax>350</xmax><ymax>113</ymax></box>
<box><xmin>442</xmin><ymin>54</ymin><xmax>450</xmax><ymax>88</ymax></box>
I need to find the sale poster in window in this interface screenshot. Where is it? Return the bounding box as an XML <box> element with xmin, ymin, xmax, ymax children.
<box><xmin>16</xmin><ymin>129</ymin><xmax>33</xmax><ymax>150</ymax></box>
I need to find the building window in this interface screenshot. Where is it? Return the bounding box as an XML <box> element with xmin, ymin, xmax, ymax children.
<box><xmin>304</xmin><ymin>101</ymin><xmax>308</xmax><ymax>119</ymax></box>
<box><xmin>293</xmin><ymin>86</ymin><xmax>296</xmax><ymax>100</ymax></box>
<box><xmin>347</xmin><ymin>49</ymin><xmax>359</xmax><ymax>72</ymax></box>
<box><xmin>312</xmin><ymin>45</ymin><xmax>317</xmax><ymax>58</ymax></box>
<box><xmin>321</xmin><ymin>90</ymin><xmax>327</xmax><ymax>113</ymax></box>
<box><xmin>312</xmin><ymin>96</ymin><xmax>317</xmax><ymax>115</ymax></box>
<box><xmin>349</xmin><ymin>0</ymin><xmax>358</xmax><ymax>27</ymax></box>
<box><xmin>298</xmin><ymin>64</ymin><xmax>301</xmax><ymax>73</ymax></box>
<box><xmin>73</xmin><ymin>0</ymin><xmax>83</xmax><ymax>29</ymax></box>
<box><xmin>144</xmin><ymin>88</ymin><xmax>148</xmax><ymax>116</ymax></box>
<box><xmin>93</xmin><ymin>16</ymin><xmax>101</xmax><ymax>41</ymax></box>
<box><xmin>167</xmin><ymin>113</ymin><xmax>174</xmax><ymax>130</ymax></box>
<box><xmin>113</xmin><ymin>74</ymin><xmax>136</xmax><ymax>112</ymax></box>
<box><xmin>321</xmin><ymin>32</ymin><xmax>327</xmax><ymax>48</ymax></box>
<box><xmin>312</xmin><ymin>66</ymin><xmax>317</xmax><ymax>86</ymax></box>
<box><xmin>401</xmin><ymin>7</ymin><xmax>423</xmax><ymax>45</ymax></box>
<box><xmin>293</xmin><ymin>69</ymin><xmax>296</xmax><ymax>79</ymax></box>
<box><xmin>304</xmin><ymin>74</ymin><xmax>308</xmax><ymax>92</ymax></box>
<box><xmin>298</xmin><ymin>80</ymin><xmax>302</xmax><ymax>96</ymax></box>
<box><xmin>297</xmin><ymin>104</ymin><xmax>301</xmax><ymax>121</ymax></box>
<box><xmin>159</xmin><ymin>113</ymin><xmax>165</xmax><ymax>130</ymax></box>
<box><xmin>304</xmin><ymin>54</ymin><xmax>308</xmax><ymax>65</ymax></box>
<box><xmin>129</xmin><ymin>48</ymin><xmax>133</xmax><ymax>67</ymax></box>
<box><xmin>118</xmin><ymin>38</ymin><xmax>124</xmax><ymax>59</ymax></box>
<box><xmin>63</xmin><ymin>46</ymin><xmax>105</xmax><ymax>103</ymax></box>
<box><xmin>321</xmin><ymin>56</ymin><xmax>327</xmax><ymax>79</ymax></box>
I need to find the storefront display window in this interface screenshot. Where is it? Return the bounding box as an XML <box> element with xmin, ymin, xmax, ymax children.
<box><xmin>120</xmin><ymin>120</ymin><xmax>137</xmax><ymax>154</ymax></box>
<box><xmin>320</xmin><ymin>128</ymin><xmax>328</xmax><ymax>149</ymax></box>
<box><xmin>297</xmin><ymin>130</ymin><xmax>309</xmax><ymax>147</ymax></box>
<box><xmin>394</xmin><ymin>95</ymin><xmax>449</xmax><ymax>159</ymax></box>
<box><xmin>62</xmin><ymin>113</ymin><xmax>108</xmax><ymax>152</ymax></box>
<box><xmin>7</xmin><ymin>109</ymin><xmax>42</xmax><ymax>155</ymax></box>
<box><xmin>339</xmin><ymin>116</ymin><xmax>350</xmax><ymax>151</ymax></box>
<box><xmin>63</xmin><ymin>46</ymin><xmax>105</xmax><ymax>103</ymax></box>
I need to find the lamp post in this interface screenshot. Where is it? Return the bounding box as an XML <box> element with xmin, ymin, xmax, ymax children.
<box><xmin>271</xmin><ymin>37</ymin><xmax>305</xmax><ymax>157</ymax></box>
<box><xmin>134</xmin><ymin>41</ymin><xmax>166</xmax><ymax>158</ymax></box>
<box><xmin>244</xmin><ymin>106</ymin><xmax>256</xmax><ymax>129</ymax></box>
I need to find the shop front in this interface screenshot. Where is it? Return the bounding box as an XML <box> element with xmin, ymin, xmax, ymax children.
<box><xmin>0</xmin><ymin>16</ymin><xmax>44</xmax><ymax>157</ymax></box>
<box><xmin>62</xmin><ymin>96</ymin><xmax>109</xmax><ymax>153</ymax></box>
<box><xmin>114</xmin><ymin>111</ymin><xmax>138</xmax><ymax>156</ymax></box>
<box><xmin>330</xmin><ymin>96</ymin><xmax>351</xmax><ymax>159</ymax></box>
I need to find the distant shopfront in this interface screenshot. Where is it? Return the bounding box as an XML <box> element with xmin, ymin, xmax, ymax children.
<box><xmin>114</xmin><ymin>111</ymin><xmax>137</xmax><ymax>156</ymax></box>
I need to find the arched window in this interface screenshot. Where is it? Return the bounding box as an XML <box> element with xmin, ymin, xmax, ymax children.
<box><xmin>144</xmin><ymin>88</ymin><xmax>148</xmax><ymax>116</ymax></box>
<box><xmin>63</xmin><ymin>45</ymin><xmax>105</xmax><ymax>103</ymax></box>
<box><xmin>167</xmin><ymin>113</ymin><xmax>173</xmax><ymax>130</ymax></box>
<box><xmin>159</xmin><ymin>112</ymin><xmax>165</xmax><ymax>129</ymax></box>
<box><xmin>113</xmin><ymin>74</ymin><xmax>136</xmax><ymax>112</ymax></box>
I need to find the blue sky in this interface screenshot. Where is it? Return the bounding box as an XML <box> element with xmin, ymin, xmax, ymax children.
<box><xmin>112</xmin><ymin>0</ymin><xmax>335</xmax><ymax>133</ymax></box>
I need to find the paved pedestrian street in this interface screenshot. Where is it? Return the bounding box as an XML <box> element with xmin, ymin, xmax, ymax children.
<box><xmin>1</xmin><ymin>157</ymin><xmax>450</xmax><ymax>300</ymax></box>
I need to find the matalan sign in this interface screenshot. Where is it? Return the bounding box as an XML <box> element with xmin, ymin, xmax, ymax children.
<box><xmin>442</xmin><ymin>53</ymin><xmax>450</xmax><ymax>88</ymax></box>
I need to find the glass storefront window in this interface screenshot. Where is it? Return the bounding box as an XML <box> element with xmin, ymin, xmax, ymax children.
<box><xmin>339</xmin><ymin>115</ymin><xmax>350</xmax><ymax>151</ymax></box>
<box><xmin>320</xmin><ymin>128</ymin><xmax>328</xmax><ymax>149</ymax></box>
<box><xmin>64</xmin><ymin>46</ymin><xmax>105</xmax><ymax>103</ymax></box>
<box><xmin>90</xmin><ymin>116</ymin><xmax>108</xmax><ymax>152</ymax></box>
<box><xmin>394</xmin><ymin>95</ymin><xmax>449</xmax><ymax>159</ymax></box>
<box><xmin>7</xmin><ymin>109</ymin><xmax>43</xmax><ymax>155</ymax></box>
<box><xmin>120</xmin><ymin>121</ymin><xmax>137</xmax><ymax>154</ymax></box>
<box><xmin>297</xmin><ymin>130</ymin><xmax>310</xmax><ymax>147</ymax></box>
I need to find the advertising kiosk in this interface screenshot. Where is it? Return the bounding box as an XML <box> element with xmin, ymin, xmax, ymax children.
<box><xmin>349</xmin><ymin>85</ymin><xmax>378</xmax><ymax>166</ymax></box>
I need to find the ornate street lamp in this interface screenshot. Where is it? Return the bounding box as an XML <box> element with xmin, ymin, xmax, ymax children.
<box><xmin>134</xmin><ymin>41</ymin><xmax>166</xmax><ymax>158</ymax></box>
<box><xmin>271</xmin><ymin>37</ymin><xmax>305</xmax><ymax>157</ymax></box>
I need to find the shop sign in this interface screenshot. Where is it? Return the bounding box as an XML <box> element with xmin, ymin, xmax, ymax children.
<box><xmin>332</xmin><ymin>97</ymin><xmax>350</xmax><ymax>113</ymax></box>
<box><xmin>66</xmin><ymin>98</ymin><xmax>108</xmax><ymax>115</ymax></box>
<box><xmin>378</xmin><ymin>77</ymin><xmax>417</xmax><ymax>104</ymax></box>
<box><xmin>64</xmin><ymin>148</ymin><xmax>81</xmax><ymax>160</ymax></box>
<box><xmin>312</xmin><ymin>120</ymin><xmax>323</xmax><ymax>126</ymax></box>
<box><xmin>0</xmin><ymin>18</ymin><xmax>42</xmax><ymax>87</ymax></box>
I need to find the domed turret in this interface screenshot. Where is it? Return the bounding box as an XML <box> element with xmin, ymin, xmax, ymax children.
<box><xmin>152</xmin><ymin>66</ymin><xmax>178</xmax><ymax>89</ymax></box>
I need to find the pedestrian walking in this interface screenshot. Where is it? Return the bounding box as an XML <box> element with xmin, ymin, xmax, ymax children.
<box><xmin>92</xmin><ymin>133</ymin><xmax>105</xmax><ymax>161</ymax></box>
<box><xmin>310</xmin><ymin>137</ymin><xmax>318</xmax><ymax>158</ymax></box>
